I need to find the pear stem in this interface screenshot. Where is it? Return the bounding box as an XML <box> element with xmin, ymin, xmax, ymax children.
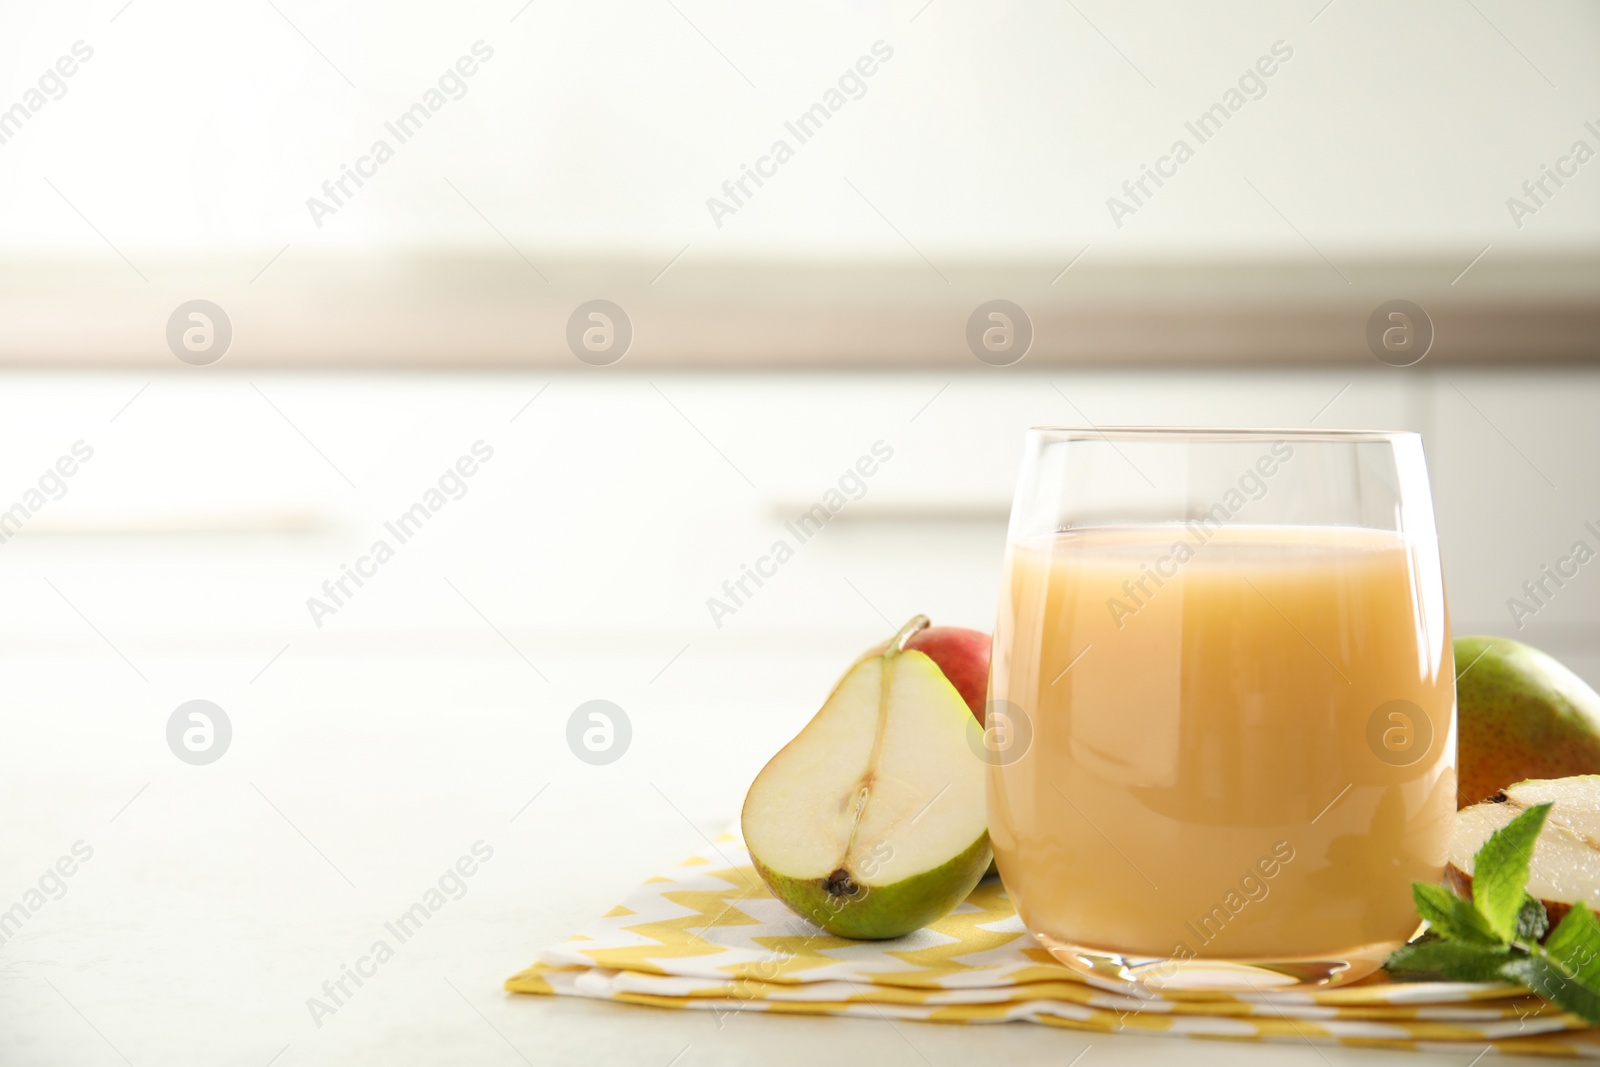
<box><xmin>889</xmin><ymin>615</ymin><xmax>931</xmax><ymax>654</ymax></box>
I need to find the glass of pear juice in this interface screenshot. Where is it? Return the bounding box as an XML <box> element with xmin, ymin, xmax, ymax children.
<box><xmin>986</xmin><ymin>428</ymin><xmax>1457</xmax><ymax>991</ymax></box>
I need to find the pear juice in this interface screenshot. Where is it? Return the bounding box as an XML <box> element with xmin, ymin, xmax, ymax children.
<box><xmin>988</xmin><ymin>525</ymin><xmax>1456</xmax><ymax>962</ymax></box>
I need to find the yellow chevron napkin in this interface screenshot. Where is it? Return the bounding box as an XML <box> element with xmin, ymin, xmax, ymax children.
<box><xmin>507</xmin><ymin>837</ymin><xmax>1600</xmax><ymax>1057</ymax></box>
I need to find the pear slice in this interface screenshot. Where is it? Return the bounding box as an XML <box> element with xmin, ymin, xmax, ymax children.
<box><xmin>1504</xmin><ymin>777</ymin><xmax>1600</xmax><ymax>847</ymax></box>
<box><xmin>742</xmin><ymin>615</ymin><xmax>990</xmax><ymax>939</ymax></box>
<box><xmin>1448</xmin><ymin>776</ymin><xmax>1600</xmax><ymax>926</ymax></box>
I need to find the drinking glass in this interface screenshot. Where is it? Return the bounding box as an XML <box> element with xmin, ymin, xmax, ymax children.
<box><xmin>984</xmin><ymin>428</ymin><xmax>1455</xmax><ymax>990</ymax></box>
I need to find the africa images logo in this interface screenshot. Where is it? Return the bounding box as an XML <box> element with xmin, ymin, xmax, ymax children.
<box><xmin>305</xmin><ymin>441</ymin><xmax>495</xmax><ymax>627</ymax></box>
<box><xmin>304</xmin><ymin>42</ymin><xmax>495</xmax><ymax>228</ymax></box>
<box><xmin>1105</xmin><ymin>40</ymin><xmax>1294</xmax><ymax>228</ymax></box>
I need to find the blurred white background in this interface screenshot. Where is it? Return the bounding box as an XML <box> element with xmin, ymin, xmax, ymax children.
<box><xmin>1</xmin><ymin>2</ymin><xmax>1598</xmax><ymax>1065</ymax></box>
<box><xmin>0</xmin><ymin>0</ymin><xmax>1596</xmax><ymax>257</ymax></box>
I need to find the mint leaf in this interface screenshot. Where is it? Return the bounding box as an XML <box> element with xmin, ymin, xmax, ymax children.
<box><xmin>1546</xmin><ymin>902</ymin><xmax>1600</xmax><ymax>986</ymax></box>
<box><xmin>1472</xmin><ymin>802</ymin><xmax>1552</xmax><ymax>941</ymax></box>
<box><xmin>1501</xmin><ymin>955</ymin><xmax>1600</xmax><ymax>1026</ymax></box>
<box><xmin>1516</xmin><ymin>895</ymin><xmax>1551</xmax><ymax>943</ymax></box>
<box><xmin>1386</xmin><ymin>940</ymin><xmax>1514</xmax><ymax>982</ymax></box>
<box><xmin>1412</xmin><ymin>882</ymin><xmax>1502</xmax><ymax>945</ymax></box>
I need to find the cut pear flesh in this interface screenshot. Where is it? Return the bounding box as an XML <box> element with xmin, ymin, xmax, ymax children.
<box><xmin>742</xmin><ymin>640</ymin><xmax>989</xmax><ymax>939</ymax></box>
<box><xmin>1451</xmin><ymin>776</ymin><xmax>1600</xmax><ymax>911</ymax></box>
<box><xmin>1504</xmin><ymin>777</ymin><xmax>1600</xmax><ymax>848</ymax></box>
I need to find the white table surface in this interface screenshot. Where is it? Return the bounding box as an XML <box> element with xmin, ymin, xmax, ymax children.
<box><xmin>2</xmin><ymin>642</ymin><xmax>1564</xmax><ymax>1067</ymax></box>
<box><xmin>1</xmin><ymin>370</ymin><xmax>1590</xmax><ymax>1065</ymax></box>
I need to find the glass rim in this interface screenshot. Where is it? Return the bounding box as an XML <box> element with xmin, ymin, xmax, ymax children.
<box><xmin>1028</xmin><ymin>426</ymin><xmax>1419</xmax><ymax>443</ymax></box>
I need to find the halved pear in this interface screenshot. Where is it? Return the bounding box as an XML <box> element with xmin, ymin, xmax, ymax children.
<box><xmin>742</xmin><ymin>615</ymin><xmax>990</xmax><ymax>939</ymax></box>
<box><xmin>1448</xmin><ymin>776</ymin><xmax>1600</xmax><ymax>927</ymax></box>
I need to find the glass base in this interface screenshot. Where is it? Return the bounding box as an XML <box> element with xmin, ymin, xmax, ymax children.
<box><xmin>1036</xmin><ymin>933</ymin><xmax>1393</xmax><ymax>993</ymax></box>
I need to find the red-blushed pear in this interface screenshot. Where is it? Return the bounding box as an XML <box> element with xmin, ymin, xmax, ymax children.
<box><xmin>741</xmin><ymin>615</ymin><xmax>991</xmax><ymax>939</ymax></box>
<box><xmin>904</xmin><ymin>626</ymin><xmax>991</xmax><ymax>723</ymax></box>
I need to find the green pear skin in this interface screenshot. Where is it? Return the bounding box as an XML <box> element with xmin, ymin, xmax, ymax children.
<box><xmin>752</xmin><ymin>833</ymin><xmax>991</xmax><ymax>940</ymax></box>
<box><xmin>1456</xmin><ymin>636</ymin><xmax>1600</xmax><ymax>807</ymax></box>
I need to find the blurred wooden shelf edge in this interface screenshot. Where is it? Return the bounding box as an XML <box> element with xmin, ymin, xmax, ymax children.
<box><xmin>0</xmin><ymin>253</ymin><xmax>1595</xmax><ymax>367</ymax></box>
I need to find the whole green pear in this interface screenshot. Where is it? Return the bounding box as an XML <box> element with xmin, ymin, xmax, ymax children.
<box><xmin>1455</xmin><ymin>635</ymin><xmax>1600</xmax><ymax>807</ymax></box>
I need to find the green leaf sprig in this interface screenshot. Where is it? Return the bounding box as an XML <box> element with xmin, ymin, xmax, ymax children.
<box><xmin>1387</xmin><ymin>802</ymin><xmax>1600</xmax><ymax>1024</ymax></box>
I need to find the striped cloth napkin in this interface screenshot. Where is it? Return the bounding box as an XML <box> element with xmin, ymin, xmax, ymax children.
<box><xmin>507</xmin><ymin>836</ymin><xmax>1600</xmax><ymax>1057</ymax></box>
